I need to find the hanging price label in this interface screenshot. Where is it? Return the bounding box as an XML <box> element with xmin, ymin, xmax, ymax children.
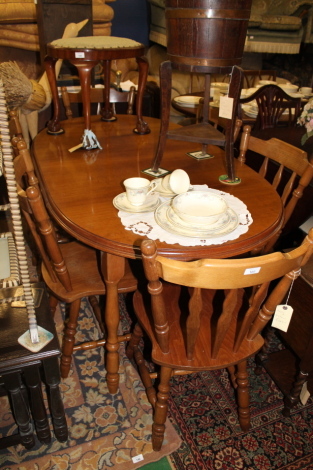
<box><xmin>219</xmin><ymin>96</ymin><xmax>234</xmax><ymax>119</ymax></box>
<box><xmin>272</xmin><ymin>304</ymin><xmax>293</xmax><ymax>332</ymax></box>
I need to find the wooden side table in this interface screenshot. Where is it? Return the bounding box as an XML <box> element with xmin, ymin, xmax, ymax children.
<box><xmin>260</xmin><ymin>254</ymin><xmax>313</xmax><ymax>416</ymax></box>
<box><xmin>44</xmin><ymin>36</ymin><xmax>150</xmax><ymax>137</ymax></box>
<box><xmin>0</xmin><ymin>283</ymin><xmax>68</xmax><ymax>448</ymax></box>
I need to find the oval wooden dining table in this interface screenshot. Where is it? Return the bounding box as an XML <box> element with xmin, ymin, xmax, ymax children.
<box><xmin>32</xmin><ymin>114</ymin><xmax>283</xmax><ymax>394</ymax></box>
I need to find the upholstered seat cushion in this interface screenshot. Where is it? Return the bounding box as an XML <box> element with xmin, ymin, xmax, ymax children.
<box><xmin>50</xmin><ymin>36</ymin><xmax>142</xmax><ymax>49</ymax></box>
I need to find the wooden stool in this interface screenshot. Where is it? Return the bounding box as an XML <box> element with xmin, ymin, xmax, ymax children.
<box><xmin>0</xmin><ymin>283</ymin><xmax>68</xmax><ymax>449</ymax></box>
<box><xmin>44</xmin><ymin>36</ymin><xmax>150</xmax><ymax>138</ymax></box>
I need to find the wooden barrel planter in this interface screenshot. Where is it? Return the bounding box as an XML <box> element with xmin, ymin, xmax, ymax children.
<box><xmin>165</xmin><ymin>0</ymin><xmax>252</xmax><ymax>72</ymax></box>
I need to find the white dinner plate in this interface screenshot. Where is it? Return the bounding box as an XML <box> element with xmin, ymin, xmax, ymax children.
<box><xmin>166</xmin><ymin>206</ymin><xmax>231</xmax><ymax>233</ymax></box>
<box><xmin>113</xmin><ymin>192</ymin><xmax>160</xmax><ymax>213</ymax></box>
<box><xmin>154</xmin><ymin>202</ymin><xmax>239</xmax><ymax>238</ymax></box>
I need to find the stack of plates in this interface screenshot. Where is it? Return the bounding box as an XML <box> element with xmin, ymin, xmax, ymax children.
<box><xmin>242</xmin><ymin>104</ymin><xmax>258</xmax><ymax>118</ymax></box>
<box><xmin>173</xmin><ymin>96</ymin><xmax>202</xmax><ymax>108</ymax></box>
<box><xmin>154</xmin><ymin>201</ymin><xmax>239</xmax><ymax>238</ymax></box>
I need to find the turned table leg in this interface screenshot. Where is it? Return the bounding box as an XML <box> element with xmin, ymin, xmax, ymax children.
<box><xmin>23</xmin><ymin>365</ymin><xmax>51</xmax><ymax>444</ymax></box>
<box><xmin>42</xmin><ymin>357</ymin><xmax>68</xmax><ymax>442</ymax></box>
<box><xmin>3</xmin><ymin>372</ymin><xmax>35</xmax><ymax>449</ymax></box>
<box><xmin>101</xmin><ymin>252</ymin><xmax>126</xmax><ymax>394</ymax></box>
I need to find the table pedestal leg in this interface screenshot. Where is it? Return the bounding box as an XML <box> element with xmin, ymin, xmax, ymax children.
<box><xmin>134</xmin><ymin>56</ymin><xmax>150</xmax><ymax>135</ymax></box>
<box><xmin>45</xmin><ymin>56</ymin><xmax>64</xmax><ymax>135</ymax></box>
<box><xmin>101</xmin><ymin>252</ymin><xmax>126</xmax><ymax>394</ymax></box>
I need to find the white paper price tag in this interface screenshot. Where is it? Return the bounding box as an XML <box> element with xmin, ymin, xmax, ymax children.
<box><xmin>132</xmin><ymin>454</ymin><xmax>144</xmax><ymax>463</ymax></box>
<box><xmin>75</xmin><ymin>52</ymin><xmax>85</xmax><ymax>58</ymax></box>
<box><xmin>300</xmin><ymin>381</ymin><xmax>311</xmax><ymax>405</ymax></box>
<box><xmin>219</xmin><ymin>96</ymin><xmax>234</xmax><ymax>119</ymax></box>
<box><xmin>272</xmin><ymin>304</ymin><xmax>293</xmax><ymax>332</ymax></box>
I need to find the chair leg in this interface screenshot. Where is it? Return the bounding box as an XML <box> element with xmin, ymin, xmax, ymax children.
<box><xmin>227</xmin><ymin>365</ymin><xmax>238</xmax><ymax>389</ymax></box>
<box><xmin>152</xmin><ymin>366</ymin><xmax>172</xmax><ymax>451</ymax></box>
<box><xmin>282</xmin><ymin>369</ymin><xmax>309</xmax><ymax>418</ymax></box>
<box><xmin>126</xmin><ymin>322</ymin><xmax>143</xmax><ymax>360</ymax></box>
<box><xmin>60</xmin><ymin>298</ymin><xmax>81</xmax><ymax>378</ymax></box>
<box><xmin>89</xmin><ymin>295</ymin><xmax>106</xmax><ymax>335</ymax></box>
<box><xmin>236</xmin><ymin>360</ymin><xmax>251</xmax><ymax>432</ymax></box>
<box><xmin>49</xmin><ymin>294</ymin><xmax>59</xmax><ymax>319</ymax></box>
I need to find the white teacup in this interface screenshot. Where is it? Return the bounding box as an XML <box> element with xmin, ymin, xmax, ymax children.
<box><xmin>161</xmin><ymin>169</ymin><xmax>191</xmax><ymax>194</ymax></box>
<box><xmin>300</xmin><ymin>87</ymin><xmax>312</xmax><ymax>95</ymax></box>
<box><xmin>123</xmin><ymin>177</ymin><xmax>157</xmax><ymax>206</ymax></box>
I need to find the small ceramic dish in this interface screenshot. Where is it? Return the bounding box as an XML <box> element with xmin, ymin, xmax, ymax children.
<box><xmin>171</xmin><ymin>191</ymin><xmax>228</xmax><ymax>225</ymax></box>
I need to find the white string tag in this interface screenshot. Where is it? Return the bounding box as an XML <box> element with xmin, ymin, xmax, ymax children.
<box><xmin>272</xmin><ymin>275</ymin><xmax>296</xmax><ymax>332</ymax></box>
<box><xmin>219</xmin><ymin>96</ymin><xmax>233</xmax><ymax>119</ymax></box>
<box><xmin>272</xmin><ymin>305</ymin><xmax>293</xmax><ymax>332</ymax></box>
<box><xmin>300</xmin><ymin>381</ymin><xmax>311</xmax><ymax>405</ymax></box>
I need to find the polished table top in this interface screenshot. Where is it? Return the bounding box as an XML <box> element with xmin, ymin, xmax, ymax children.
<box><xmin>32</xmin><ymin>115</ymin><xmax>283</xmax><ymax>260</ymax></box>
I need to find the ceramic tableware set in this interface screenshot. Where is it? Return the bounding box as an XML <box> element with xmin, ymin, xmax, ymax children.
<box><xmin>113</xmin><ymin>170</ymin><xmax>239</xmax><ymax>238</ymax></box>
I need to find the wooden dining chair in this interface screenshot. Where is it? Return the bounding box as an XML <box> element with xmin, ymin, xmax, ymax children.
<box><xmin>13</xmin><ymin>150</ymin><xmax>137</xmax><ymax>378</ymax></box>
<box><xmin>243</xmin><ymin>70</ymin><xmax>277</xmax><ymax>89</ymax></box>
<box><xmin>239</xmin><ymin>84</ymin><xmax>301</xmax><ymax>130</ymax></box>
<box><xmin>126</xmin><ymin>234</ymin><xmax>313</xmax><ymax>451</ymax></box>
<box><xmin>239</xmin><ymin>126</ymin><xmax>313</xmax><ymax>253</ymax></box>
<box><xmin>61</xmin><ymin>85</ymin><xmax>136</xmax><ymax>121</ymax></box>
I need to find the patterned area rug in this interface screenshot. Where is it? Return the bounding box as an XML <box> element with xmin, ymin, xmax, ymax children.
<box><xmin>0</xmin><ymin>296</ymin><xmax>181</xmax><ymax>470</ymax></box>
<box><xmin>166</xmin><ymin>361</ymin><xmax>313</xmax><ymax>470</ymax></box>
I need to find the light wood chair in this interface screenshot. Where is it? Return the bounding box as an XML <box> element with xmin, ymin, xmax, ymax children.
<box><xmin>61</xmin><ymin>85</ymin><xmax>136</xmax><ymax>121</ymax></box>
<box><xmin>239</xmin><ymin>84</ymin><xmax>301</xmax><ymax>130</ymax></box>
<box><xmin>239</xmin><ymin>127</ymin><xmax>313</xmax><ymax>253</ymax></box>
<box><xmin>126</xmin><ymin>235</ymin><xmax>313</xmax><ymax>451</ymax></box>
<box><xmin>13</xmin><ymin>150</ymin><xmax>137</xmax><ymax>378</ymax></box>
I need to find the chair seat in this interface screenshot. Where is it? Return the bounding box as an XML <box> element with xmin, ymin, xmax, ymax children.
<box><xmin>41</xmin><ymin>240</ymin><xmax>137</xmax><ymax>303</ymax></box>
<box><xmin>49</xmin><ymin>36</ymin><xmax>143</xmax><ymax>50</ymax></box>
<box><xmin>134</xmin><ymin>284</ymin><xmax>264</xmax><ymax>370</ymax></box>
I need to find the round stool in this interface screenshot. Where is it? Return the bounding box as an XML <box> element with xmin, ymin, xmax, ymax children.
<box><xmin>44</xmin><ymin>36</ymin><xmax>150</xmax><ymax>143</ymax></box>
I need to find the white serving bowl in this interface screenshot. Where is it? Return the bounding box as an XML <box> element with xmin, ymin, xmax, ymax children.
<box><xmin>171</xmin><ymin>191</ymin><xmax>228</xmax><ymax>225</ymax></box>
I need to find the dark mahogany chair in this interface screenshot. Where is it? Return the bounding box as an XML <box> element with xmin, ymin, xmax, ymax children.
<box><xmin>13</xmin><ymin>149</ymin><xmax>137</xmax><ymax>378</ymax></box>
<box><xmin>126</xmin><ymin>235</ymin><xmax>313</xmax><ymax>451</ymax></box>
<box><xmin>239</xmin><ymin>84</ymin><xmax>301</xmax><ymax>130</ymax></box>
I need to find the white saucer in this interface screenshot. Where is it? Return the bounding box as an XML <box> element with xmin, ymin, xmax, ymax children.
<box><xmin>166</xmin><ymin>206</ymin><xmax>231</xmax><ymax>233</ymax></box>
<box><xmin>113</xmin><ymin>192</ymin><xmax>160</xmax><ymax>213</ymax></box>
<box><xmin>157</xmin><ymin>189</ymin><xmax>176</xmax><ymax>198</ymax></box>
<box><xmin>155</xmin><ymin>202</ymin><xmax>239</xmax><ymax>238</ymax></box>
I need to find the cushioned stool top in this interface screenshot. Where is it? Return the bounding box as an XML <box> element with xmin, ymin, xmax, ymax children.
<box><xmin>50</xmin><ymin>36</ymin><xmax>143</xmax><ymax>49</ymax></box>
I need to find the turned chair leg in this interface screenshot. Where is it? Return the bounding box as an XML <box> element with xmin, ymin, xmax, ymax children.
<box><xmin>282</xmin><ymin>369</ymin><xmax>309</xmax><ymax>417</ymax></box>
<box><xmin>126</xmin><ymin>322</ymin><xmax>143</xmax><ymax>360</ymax></box>
<box><xmin>228</xmin><ymin>365</ymin><xmax>238</xmax><ymax>389</ymax></box>
<box><xmin>49</xmin><ymin>294</ymin><xmax>59</xmax><ymax>319</ymax></box>
<box><xmin>236</xmin><ymin>360</ymin><xmax>251</xmax><ymax>432</ymax></box>
<box><xmin>152</xmin><ymin>366</ymin><xmax>172</xmax><ymax>451</ymax></box>
<box><xmin>60</xmin><ymin>298</ymin><xmax>81</xmax><ymax>378</ymax></box>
